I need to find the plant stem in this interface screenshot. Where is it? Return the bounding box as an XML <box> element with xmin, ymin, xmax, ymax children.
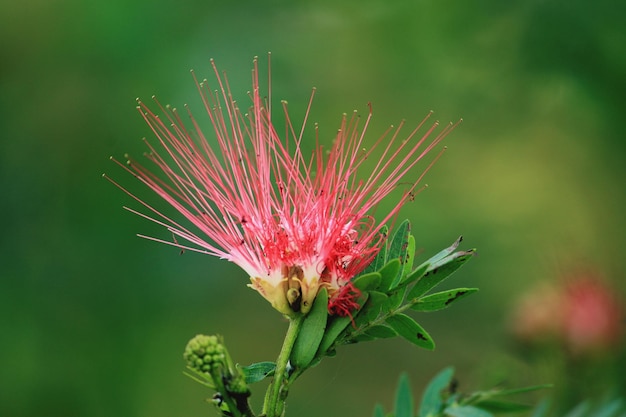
<box><xmin>262</xmin><ymin>315</ymin><xmax>304</xmax><ymax>417</ymax></box>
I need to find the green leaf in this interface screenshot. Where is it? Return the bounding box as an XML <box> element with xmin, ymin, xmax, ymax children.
<box><xmin>418</xmin><ymin>236</ymin><xmax>463</xmax><ymax>268</ymax></box>
<box><xmin>353</xmin><ymin>333</ymin><xmax>376</xmax><ymax>342</ymax></box>
<box><xmin>427</xmin><ymin>249</ymin><xmax>475</xmax><ymax>275</ymax></box>
<box><xmin>394</xmin><ymin>373</ymin><xmax>414</xmax><ymax>417</ymax></box>
<box><xmin>363</xmin><ymin>225</ymin><xmax>389</xmax><ymax>274</ymax></box>
<box><xmin>399</xmin><ymin>234</ymin><xmax>416</xmax><ymax>284</ymax></box>
<box><xmin>378</xmin><ymin>258</ymin><xmax>402</xmax><ymax>292</ymax></box>
<box><xmin>563</xmin><ymin>402</ymin><xmax>591</xmax><ymax>417</ymax></box>
<box><xmin>592</xmin><ymin>399</ymin><xmax>624</xmax><ymax>417</ymax></box>
<box><xmin>382</xmin><ymin>287</ymin><xmax>406</xmax><ymax>313</ymax></box>
<box><xmin>388</xmin><ymin>220</ymin><xmax>412</xmax><ymax>289</ymax></box>
<box><xmin>240</xmin><ymin>361</ymin><xmax>276</xmax><ymax>383</ymax></box>
<box><xmin>474</xmin><ymin>400</ymin><xmax>532</xmax><ymax>413</ymax></box>
<box><xmin>385</xmin><ymin>314</ymin><xmax>435</xmax><ymax>350</ymax></box>
<box><xmin>388</xmin><ymin>220</ymin><xmax>411</xmax><ymax>260</ymax></box>
<box><xmin>373</xmin><ymin>404</ymin><xmax>385</xmax><ymax>417</ymax></box>
<box><xmin>419</xmin><ymin>367</ymin><xmax>455</xmax><ymax>417</ymax></box>
<box><xmin>487</xmin><ymin>384</ymin><xmax>553</xmax><ymax>397</ymax></box>
<box><xmin>356</xmin><ymin>291</ymin><xmax>389</xmax><ymax>325</ymax></box>
<box><xmin>353</xmin><ymin>272</ymin><xmax>382</xmax><ymax>292</ymax></box>
<box><xmin>408</xmin><ymin>250</ymin><xmax>475</xmax><ymax>300</ymax></box>
<box><xmin>366</xmin><ymin>291</ymin><xmax>389</xmax><ymax>315</ymax></box>
<box><xmin>530</xmin><ymin>399</ymin><xmax>551</xmax><ymax>417</ymax></box>
<box><xmin>446</xmin><ymin>405</ymin><xmax>494</xmax><ymax>417</ymax></box>
<box><xmin>291</xmin><ymin>288</ymin><xmax>328</xmax><ymax>368</ymax></box>
<box><xmin>401</xmin><ymin>261</ymin><xmax>430</xmax><ymax>287</ymax></box>
<box><xmin>364</xmin><ymin>325</ymin><xmax>397</xmax><ymax>339</ymax></box>
<box><xmin>411</xmin><ymin>288</ymin><xmax>479</xmax><ymax>312</ymax></box>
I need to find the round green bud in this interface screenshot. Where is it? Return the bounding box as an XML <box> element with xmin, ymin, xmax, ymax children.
<box><xmin>184</xmin><ymin>334</ymin><xmax>228</xmax><ymax>375</ymax></box>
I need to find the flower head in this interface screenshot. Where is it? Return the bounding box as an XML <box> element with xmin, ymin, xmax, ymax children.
<box><xmin>108</xmin><ymin>57</ymin><xmax>455</xmax><ymax>316</ymax></box>
<box><xmin>511</xmin><ymin>269</ymin><xmax>624</xmax><ymax>355</ymax></box>
<box><xmin>563</xmin><ymin>275</ymin><xmax>624</xmax><ymax>354</ymax></box>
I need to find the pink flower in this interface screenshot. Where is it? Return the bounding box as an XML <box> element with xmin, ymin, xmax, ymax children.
<box><xmin>511</xmin><ymin>270</ymin><xmax>624</xmax><ymax>355</ymax></box>
<box><xmin>107</xmin><ymin>57</ymin><xmax>455</xmax><ymax>316</ymax></box>
<box><xmin>563</xmin><ymin>276</ymin><xmax>624</xmax><ymax>354</ymax></box>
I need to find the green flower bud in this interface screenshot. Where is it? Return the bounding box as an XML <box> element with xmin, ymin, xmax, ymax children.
<box><xmin>184</xmin><ymin>334</ymin><xmax>226</xmax><ymax>375</ymax></box>
<box><xmin>183</xmin><ymin>333</ymin><xmax>251</xmax><ymax>413</ymax></box>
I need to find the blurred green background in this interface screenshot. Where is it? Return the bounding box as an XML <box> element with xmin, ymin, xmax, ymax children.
<box><xmin>1</xmin><ymin>0</ymin><xmax>625</xmax><ymax>416</ymax></box>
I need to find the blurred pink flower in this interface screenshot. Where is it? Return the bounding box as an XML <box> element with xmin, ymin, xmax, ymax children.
<box><xmin>108</xmin><ymin>57</ymin><xmax>454</xmax><ymax>316</ymax></box>
<box><xmin>511</xmin><ymin>271</ymin><xmax>624</xmax><ymax>354</ymax></box>
<box><xmin>563</xmin><ymin>277</ymin><xmax>624</xmax><ymax>353</ymax></box>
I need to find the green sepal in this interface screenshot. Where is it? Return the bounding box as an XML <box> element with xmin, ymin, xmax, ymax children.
<box><xmin>385</xmin><ymin>313</ymin><xmax>435</xmax><ymax>350</ymax></box>
<box><xmin>408</xmin><ymin>249</ymin><xmax>475</xmax><ymax>300</ymax></box>
<box><xmin>394</xmin><ymin>373</ymin><xmax>414</xmax><ymax>417</ymax></box>
<box><xmin>419</xmin><ymin>367</ymin><xmax>455</xmax><ymax>417</ymax></box>
<box><xmin>377</xmin><ymin>258</ymin><xmax>402</xmax><ymax>292</ymax></box>
<box><xmin>291</xmin><ymin>287</ymin><xmax>328</xmax><ymax>368</ymax></box>
<box><xmin>240</xmin><ymin>361</ymin><xmax>276</xmax><ymax>383</ymax></box>
<box><xmin>411</xmin><ymin>288</ymin><xmax>479</xmax><ymax>312</ymax></box>
<box><xmin>352</xmin><ymin>271</ymin><xmax>382</xmax><ymax>292</ymax></box>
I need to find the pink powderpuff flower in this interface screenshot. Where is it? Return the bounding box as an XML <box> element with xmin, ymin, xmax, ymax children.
<box><xmin>510</xmin><ymin>270</ymin><xmax>624</xmax><ymax>355</ymax></box>
<box><xmin>563</xmin><ymin>275</ymin><xmax>624</xmax><ymax>354</ymax></box>
<box><xmin>107</xmin><ymin>56</ymin><xmax>456</xmax><ymax>317</ymax></box>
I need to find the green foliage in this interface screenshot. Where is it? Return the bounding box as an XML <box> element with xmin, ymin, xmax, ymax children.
<box><xmin>378</xmin><ymin>258</ymin><xmax>403</xmax><ymax>292</ymax></box>
<box><xmin>240</xmin><ymin>362</ymin><xmax>276</xmax><ymax>383</ymax></box>
<box><xmin>386</xmin><ymin>314</ymin><xmax>435</xmax><ymax>350</ymax></box>
<box><xmin>311</xmin><ymin>220</ymin><xmax>477</xmax><ymax>360</ymax></box>
<box><xmin>388</xmin><ymin>220</ymin><xmax>413</xmax><ymax>290</ymax></box>
<box><xmin>373</xmin><ymin>368</ymin><xmax>551</xmax><ymax>417</ymax></box>
<box><xmin>363</xmin><ymin>225</ymin><xmax>389</xmax><ymax>275</ymax></box>
<box><xmin>187</xmin><ymin>221</ymin><xmax>478</xmax><ymax>417</ymax></box>
<box><xmin>411</xmin><ymin>288</ymin><xmax>479</xmax><ymax>312</ymax></box>
<box><xmin>531</xmin><ymin>398</ymin><xmax>626</xmax><ymax>417</ymax></box>
<box><xmin>395</xmin><ymin>373</ymin><xmax>415</xmax><ymax>417</ymax></box>
<box><xmin>419</xmin><ymin>367</ymin><xmax>455</xmax><ymax>417</ymax></box>
<box><xmin>353</xmin><ymin>272</ymin><xmax>383</xmax><ymax>292</ymax></box>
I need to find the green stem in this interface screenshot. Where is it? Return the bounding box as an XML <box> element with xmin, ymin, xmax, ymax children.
<box><xmin>210</xmin><ymin>368</ymin><xmax>244</xmax><ymax>417</ymax></box>
<box><xmin>262</xmin><ymin>315</ymin><xmax>304</xmax><ymax>417</ymax></box>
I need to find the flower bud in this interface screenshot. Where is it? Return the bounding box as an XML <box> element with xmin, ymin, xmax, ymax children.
<box><xmin>184</xmin><ymin>334</ymin><xmax>226</xmax><ymax>375</ymax></box>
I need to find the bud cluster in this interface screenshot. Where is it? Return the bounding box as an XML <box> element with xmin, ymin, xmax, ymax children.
<box><xmin>184</xmin><ymin>334</ymin><xmax>227</xmax><ymax>375</ymax></box>
<box><xmin>183</xmin><ymin>334</ymin><xmax>253</xmax><ymax>416</ymax></box>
